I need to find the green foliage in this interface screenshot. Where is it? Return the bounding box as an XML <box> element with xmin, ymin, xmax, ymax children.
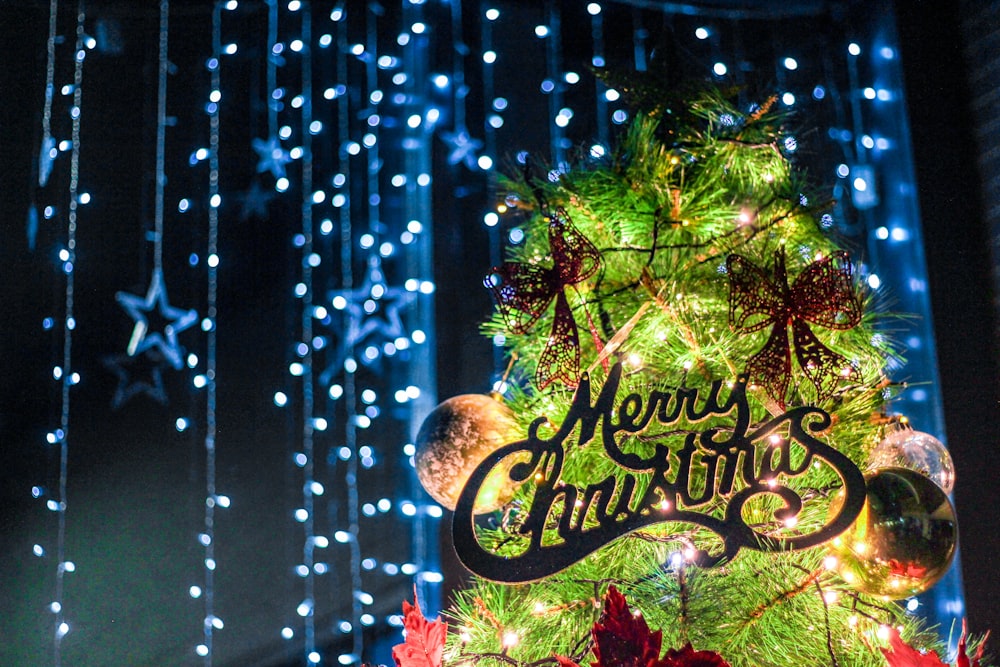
<box><xmin>450</xmin><ymin>82</ymin><xmax>967</xmax><ymax>667</ymax></box>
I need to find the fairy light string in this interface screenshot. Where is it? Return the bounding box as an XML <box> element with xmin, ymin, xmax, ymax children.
<box><xmin>588</xmin><ymin>3</ymin><xmax>609</xmax><ymax>149</ymax></box>
<box><xmin>39</xmin><ymin>0</ymin><xmax>60</xmax><ymax>188</ymax></box>
<box><xmin>52</xmin><ymin>4</ymin><xmax>88</xmax><ymax>664</ymax></box>
<box><xmin>330</xmin><ymin>4</ymin><xmax>365</xmax><ymax>659</ymax></box>
<box><xmin>401</xmin><ymin>0</ymin><xmax>440</xmax><ymax>617</ymax></box>
<box><xmin>297</xmin><ymin>3</ymin><xmax>320</xmax><ymax>663</ymax></box>
<box><xmin>544</xmin><ymin>0</ymin><xmax>565</xmax><ymax>166</ymax></box>
<box><xmin>194</xmin><ymin>1</ymin><xmax>226</xmax><ymax>663</ymax></box>
<box><xmin>154</xmin><ymin>0</ymin><xmax>169</xmax><ymax>272</ymax></box>
<box><xmin>450</xmin><ymin>0</ymin><xmax>468</xmax><ymax>144</ymax></box>
<box><xmin>478</xmin><ymin>4</ymin><xmax>507</xmax><ymax>386</ymax></box>
<box><xmin>267</xmin><ymin>0</ymin><xmax>279</xmax><ymax>142</ymax></box>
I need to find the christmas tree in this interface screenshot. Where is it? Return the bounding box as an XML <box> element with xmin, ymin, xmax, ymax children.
<box><xmin>404</xmin><ymin>80</ymin><xmax>987</xmax><ymax>667</ymax></box>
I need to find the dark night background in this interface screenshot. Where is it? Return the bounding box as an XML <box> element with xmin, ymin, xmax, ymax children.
<box><xmin>1</xmin><ymin>1</ymin><xmax>998</xmax><ymax>665</ymax></box>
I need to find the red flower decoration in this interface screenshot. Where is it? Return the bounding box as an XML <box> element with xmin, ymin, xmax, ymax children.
<box><xmin>557</xmin><ymin>587</ymin><xmax>730</xmax><ymax>667</ymax></box>
<box><xmin>661</xmin><ymin>644</ymin><xmax>731</xmax><ymax>667</ymax></box>
<box><xmin>591</xmin><ymin>585</ymin><xmax>663</xmax><ymax>667</ymax></box>
<box><xmin>727</xmin><ymin>249</ymin><xmax>861</xmax><ymax>407</ymax></box>
<box><xmin>881</xmin><ymin>623</ymin><xmax>988</xmax><ymax>667</ymax></box>
<box><xmin>392</xmin><ymin>587</ymin><xmax>447</xmax><ymax>667</ymax></box>
<box><xmin>485</xmin><ymin>207</ymin><xmax>601</xmax><ymax>389</ymax></box>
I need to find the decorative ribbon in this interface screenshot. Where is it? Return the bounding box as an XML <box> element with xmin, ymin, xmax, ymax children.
<box><xmin>727</xmin><ymin>249</ymin><xmax>862</xmax><ymax>407</ymax></box>
<box><xmin>485</xmin><ymin>207</ymin><xmax>601</xmax><ymax>389</ymax></box>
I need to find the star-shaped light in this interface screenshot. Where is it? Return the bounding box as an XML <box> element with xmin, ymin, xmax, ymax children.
<box><xmin>252</xmin><ymin>134</ymin><xmax>292</xmax><ymax>180</ymax></box>
<box><xmin>239</xmin><ymin>179</ymin><xmax>275</xmax><ymax>221</ymax></box>
<box><xmin>320</xmin><ymin>261</ymin><xmax>417</xmax><ymax>383</ymax></box>
<box><xmin>116</xmin><ymin>268</ymin><xmax>198</xmax><ymax>370</ymax></box>
<box><xmin>102</xmin><ymin>349</ymin><xmax>168</xmax><ymax>410</ymax></box>
<box><xmin>440</xmin><ymin>126</ymin><xmax>483</xmax><ymax>169</ymax></box>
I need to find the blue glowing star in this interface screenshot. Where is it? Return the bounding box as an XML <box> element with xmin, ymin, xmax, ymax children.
<box><xmin>115</xmin><ymin>268</ymin><xmax>198</xmax><ymax>370</ymax></box>
<box><xmin>440</xmin><ymin>126</ymin><xmax>483</xmax><ymax>169</ymax></box>
<box><xmin>252</xmin><ymin>135</ymin><xmax>292</xmax><ymax>180</ymax></box>
<box><xmin>103</xmin><ymin>350</ymin><xmax>169</xmax><ymax>410</ymax></box>
<box><xmin>240</xmin><ymin>179</ymin><xmax>275</xmax><ymax>220</ymax></box>
<box><xmin>320</xmin><ymin>260</ymin><xmax>417</xmax><ymax>382</ymax></box>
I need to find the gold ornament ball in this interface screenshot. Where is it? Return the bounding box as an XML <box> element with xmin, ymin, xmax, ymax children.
<box><xmin>829</xmin><ymin>467</ymin><xmax>958</xmax><ymax>599</ymax></box>
<box><xmin>868</xmin><ymin>428</ymin><xmax>955</xmax><ymax>494</ymax></box>
<box><xmin>414</xmin><ymin>393</ymin><xmax>521</xmax><ymax>513</ymax></box>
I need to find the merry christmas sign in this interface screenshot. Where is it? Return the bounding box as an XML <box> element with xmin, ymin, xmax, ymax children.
<box><xmin>452</xmin><ymin>362</ymin><xmax>867</xmax><ymax>583</ymax></box>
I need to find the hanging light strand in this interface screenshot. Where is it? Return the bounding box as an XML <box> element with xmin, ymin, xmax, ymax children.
<box><xmin>39</xmin><ymin>0</ymin><xmax>59</xmax><ymax>187</ymax></box>
<box><xmin>334</xmin><ymin>3</ymin><xmax>364</xmax><ymax>660</ymax></box>
<box><xmin>197</xmin><ymin>1</ymin><xmax>224</xmax><ymax>663</ymax></box>
<box><xmin>266</xmin><ymin>0</ymin><xmax>279</xmax><ymax>139</ymax></box>
<box><xmin>544</xmin><ymin>0</ymin><xmax>564</xmax><ymax>165</ymax></box>
<box><xmin>53</xmin><ymin>3</ymin><xmax>88</xmax><ymax>664</ymax></box>
<box><xmin>450</xmin><ymin>0</ymin><xmax>467</xmax><ymax>133</ymax></box>
<box><xmin>589</xmin><ymin>4</ymin><xmax>609</xmax><ymax>148</ymax></box>
<box><xmin>402</xmin><ymin>0</ymin><xmax>440</xmax><ymax>614</ymax></box>
<box><xmin>298</xmin><ymin>3</ymin><xmax>319</xmax><ymax>664</ymax></box>
<box><xmin>153</xmin><ymin>0</ymin><xmax>169</xmax><ymax>272</ymax></box>
<box><xmin>479</xmin><ymin>1</ymin><xmax>505</xmax><ymax>383</ymax></box>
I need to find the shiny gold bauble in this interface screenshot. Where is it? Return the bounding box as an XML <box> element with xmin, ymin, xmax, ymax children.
<box><xmin>868</xmin><ymin>429</ymin><xmax>955</xmax><ymax>494</ymax></box>
<box><xmin>829</xmin><ymin>467</ymin><xmax>958</xmax><ymax>599</ymax></box>
<box><xmin>414</xmin><ymin>393</ymin><xmax>521</xmax><ymax>513</ymax></box>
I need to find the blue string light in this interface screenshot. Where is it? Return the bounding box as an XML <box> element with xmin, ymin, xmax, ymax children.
<box><xmin>400</xmin><ymin>0</ymin><xmax>442</xmax><ymax>622</ymax></box>
<box><xmin>297</xmin><ymin>3</ymin><xmax>320</xmax><ymax>664</ymax></box>
<box><xmin>588</xmin><ymin>2</ymin><xmax>609</xmax><ymax>150</ymax></box>
<box><xmin>331</xmin><ymin>4</ymin><xmax>364</xmax><ymax>660</ymax></box>
<box><xmin>38</xmin><ymin>0</ymin><xmax>60</xmax><ymax>190</ymax></box>
<box><xmin>191</xmin><ymin>1</ymin><xmax>228</xmax><ymax>663</ymax></box>
<box><xmin>50</xmin><ymin>5</ymin><xmax>88</xmax><ymax>664</ymax></box>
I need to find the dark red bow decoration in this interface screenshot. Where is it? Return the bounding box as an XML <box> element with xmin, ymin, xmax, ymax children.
<box><xmin>727</xmin><ymin>249</ymin><xmax>862</xmax><ymax>407</ymax></box>
<box><xmin>485</xmin><ymin>207</ymin><xmax>601</xmax><ymax>389</ymax></box>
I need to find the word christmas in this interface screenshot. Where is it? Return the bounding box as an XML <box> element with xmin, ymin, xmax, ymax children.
<box><xmin>453</xmin><ymin>363</ymin><xmax>866</xmax><ymax>583</ymax></box>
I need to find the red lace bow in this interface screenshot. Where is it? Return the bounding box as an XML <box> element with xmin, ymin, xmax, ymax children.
<box><xmin>727</xmin><ymin>249</ymin><xmax>862</xmax><ymax>407</ymax></box>
<box><xmin>485</xmin><ymin>207</ymin><xmax>601</xmax><ymax>389</ymax></box>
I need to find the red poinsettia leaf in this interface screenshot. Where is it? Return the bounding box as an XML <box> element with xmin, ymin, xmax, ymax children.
<box><xmin>392</xmin><ymin>587</ymin><xmax>447</xmax><ymax>667</ymax></box>
<box><xmin>957</xmin><ymin>620</ymin><xmax>989</xmax><ymax>667</ymax></box>
<box><xmin>880</xmin><ymin>627</ymin><xmax>949</xmax><ymax>667</ymax></box>
<box><xmin>555</xmin><ymin>654</ymin><xmax>583</xmax><ymax>667</ymax></box>
<box><xmin>591</xmin><ymin>585</ymin><xmax>662</xmax><ymax>667</ymax></box>
<box><xmin>661</xmin><ymin>644</ymin><xmax>731</xmax><ymax>667</ymax></box>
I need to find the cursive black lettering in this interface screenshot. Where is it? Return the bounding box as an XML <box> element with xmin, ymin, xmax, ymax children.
<box><xmin>452</xmin><ymin>362</ymin><xmax>867</xmax><ymax>583</ymax></box>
